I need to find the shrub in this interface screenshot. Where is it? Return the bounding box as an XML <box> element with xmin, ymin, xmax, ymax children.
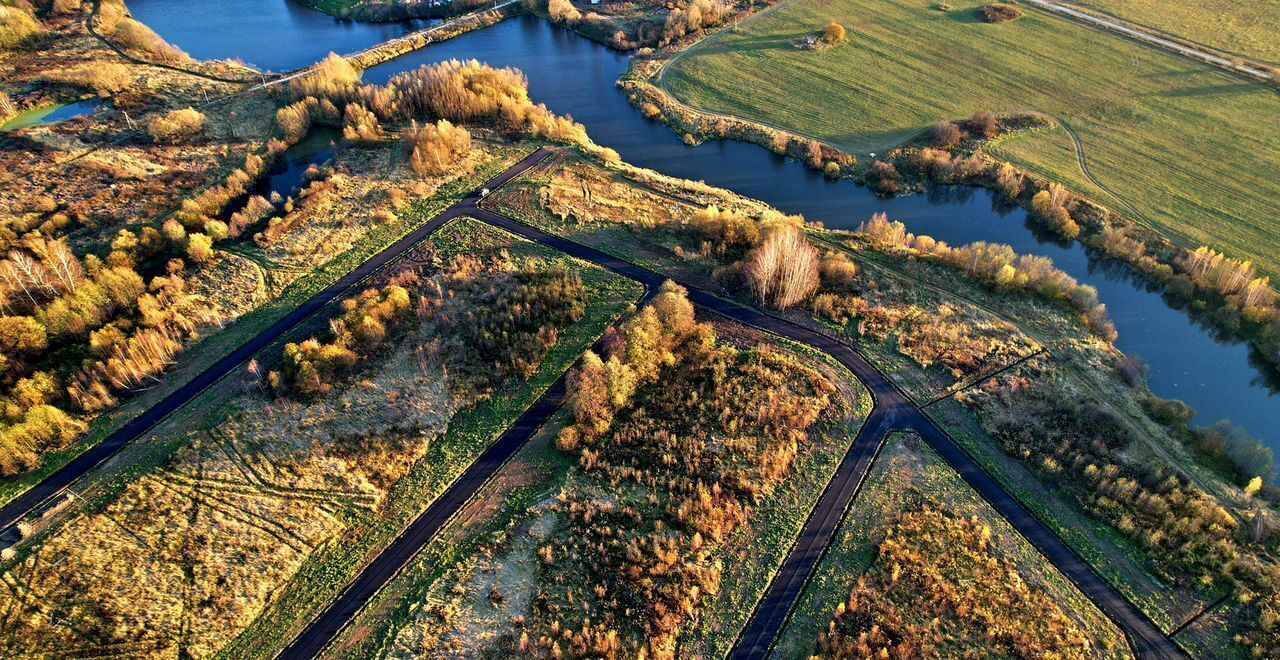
<box><xmin>112</xmin><ymin>18</ymin><xmax>188</xmax><ymax>62</ymax></box>
<box><xmin>821</xmin><ymin>20</ymin><xmax>847</xmax><ymax>44</ymax></box>
<box><xmin>148</xmin><ymin>107</ymin><xmax>207</xmax><ymax>144</ymax></box>
<box><xmin>274</xmin><ymin>285</ymin><xmax>412</xmax><ymax>396</ymax></box>
<box><xmin>817</xmin><ymin>507</ymin><xmax>1092</xmax><ymax>657</ymax></box>
<box><xmin>660</xmin><ymin>0</ymin><xmax>731</xmax><ymax>45</ymax></box>
<box><xmin>978</xmin><ymin>3</ymin><xmax>1022</xmax><ymax>22</ymax></box>
<box><xmin>0</xmin><ymin>5</ymin><xmax>43</xmax><ymax>50</ymax></box>
<box><xmin>929</xmin><ymin>120</ymin><xmax>964</xmax><ymax>149</ymax></box>
<box><xmin>967</xmin><ymin>110</ymin><xmax>999</xmax><ymax>139</ymax></box>
<box><xmin>743</xmin><ymin>225</ymin><xmax>821</xmax><ymax>309</ymax></box>
<box><xmin>405</xmin><ymin>119</ymin><xmax>472</xmax><ymax>175</ymax></box>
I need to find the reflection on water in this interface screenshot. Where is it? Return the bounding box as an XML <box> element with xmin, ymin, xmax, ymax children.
<box><xmin>0</xmin><ymin>100</ymin><xmax>99</xmax><ymax>132</ymax></box>
<box><xmin>127</xmin><ymin>0</ymin><xmax>433</xmax><ymax>72</ymax></box>
<box><xmin>141</xmin><ymin>11</ymin><xmax>1280</xmax><ymax>454</ymax></box>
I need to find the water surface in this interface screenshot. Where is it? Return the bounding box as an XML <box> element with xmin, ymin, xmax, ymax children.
<box><xmin>127</xmin><ymin>0</ymin><xmax>432</xmax><ymax>71</ymax></box>
<box><xmin>0</xmin><ymin>100</ymin><xmax>99</xmax><ymax>132</ymax></box>
<box><xmin>142</xmin><ymin>11</ymin><xmax>1280</xmax><ymax>457</ymax></box>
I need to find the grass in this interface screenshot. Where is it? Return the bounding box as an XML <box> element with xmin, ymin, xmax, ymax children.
<box><xmin>322</xmin><ymin>321</ymin><xmax>872</xmax><ymax>658</ymax></box>
<box><xmin>661</xmin><ymin>0</ymin><xmax>1280</xmax><ymax>275</ymax></box>
<box><xmin>216</xmin><ymin>218</ymin><xmax>643</xmax><ymax>658</ymax></box>
<box><xmin>772</xmin><ymin>432</ymin><xmax>1129</xmax><ymax>658</ymax></box>
<box><xmin>1063</xmin><ymin>0</ymin><xmax>1280</xmax><ymax>63</ymax></box>
<box><xmin>0</xmin><ymin>213</ymin><xmax>642</xmax><ymax>657</ymax></box>
<box><xmin>0</xmin><ymin>148</ymin><xmax>520</xmax><ymax>511</ymax></box>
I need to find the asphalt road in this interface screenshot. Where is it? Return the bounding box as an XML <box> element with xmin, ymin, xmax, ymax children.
<box><xmin>0</xmin><ymin>146</ymin><xmax>1180</xmax><ymax>659</ymax></box>
<box><xmin>473</xmin><ymin>207</ymin><xmax>1181</xmax><ymax>659</ymax></box>
<box><xmin>280</xmin><ymin>164</ymin><xmax>1181</xmax><ymax>658</ymax></box>
<box><xmin>0</xmin><ymin>148</ymin><xmax>554</xmax><ymax>544</ymax></box>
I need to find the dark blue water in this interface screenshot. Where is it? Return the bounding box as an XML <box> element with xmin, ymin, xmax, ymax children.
<box><xmin>127</xmin><ymin>0</ymin><xmax>433</xmax><ymax>72</ymax></box>
<box><xmin>140</xmin><ymin>11</ymin><xmax>1280</xmax><ymax>457</ymax></box>
<box><xmin>0</xmin><ymin>100</ymin><xmax>99</xmax><ymax>132</ymax></box>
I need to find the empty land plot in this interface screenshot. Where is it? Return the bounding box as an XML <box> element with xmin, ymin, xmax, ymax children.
<box><xmin>661</xmin><ymin>0</ymin><xmax>1280</xmax><ymax>275</ymax></box>
<box><xmin>0</xmin><ymin>218</ymin><xmax>640</xmax><ymax>658</ymax></box>
<box><xmin>773</xmin><ymin>431</ymin><xmax>1129</xmax><ymax>658</ymax></box>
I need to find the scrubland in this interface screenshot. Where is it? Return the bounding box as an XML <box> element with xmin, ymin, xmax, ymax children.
<box><xmin>774</xmin><ymin>432</ymin><xmax>1128</xmax><ymax>658</ymax></box>
<box><xmin>0</xmin><ymin>218</ymin><xmax>640</xmax><ymax>657</ymax></box>
<box><xmin>0</xmin><ymin>4</ymin><xmax>608</xmax><ymax>511</ymax></box>
<box><xmin>490</xmin><ymin>153</ymin><xmax>1280</xmax><ymax>656</ymax></box>
<box><xmin>324</xmin><ymin>285</ymin><xmax>870</xmax><ymax>658</ymax></box>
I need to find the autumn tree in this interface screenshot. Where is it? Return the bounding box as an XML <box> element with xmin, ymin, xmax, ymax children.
<box><xmin>743</xmin><ymin>225</ymin><xmax>820</xmax><ymax>309</ymax></box>
<box><xmin>405</xmin><ymin>119</ymin><xmax>472</xmax><ymax>175</ymax></box>
<box><xmin>821</xmin><ymin>20</ymin><xmax>847</xmax><ymax>44</ymax></box>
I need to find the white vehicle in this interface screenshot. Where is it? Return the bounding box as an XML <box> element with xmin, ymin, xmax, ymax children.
<box><xmin>479</xmin><ymin>187</ymin><xmax>490</xmax><ymax>197</ymax></box>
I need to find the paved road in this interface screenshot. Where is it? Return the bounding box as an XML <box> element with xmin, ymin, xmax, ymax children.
<box><xmin>278</xmin><ymin>154</ymin><xmax>1181</xmax><ymax>658</ymax></box>
<box><xmin>0</xmin><ymin>149</ymin><xmax>553</xmax><ymax>545</ymax></box>
<box><xmin>0</xmin><ymin>145</ymin><xmax>1180</xmax><ymax>658</ymax></box>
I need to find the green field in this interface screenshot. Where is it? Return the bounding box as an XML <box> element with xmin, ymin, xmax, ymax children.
<box><xmin>661</xmin><ymin>0</ymin><xmax>1280</xmax><ymax>275</ymax></box>
<box><xmin>1067</xmin><ymin>0</ymin><xmax>1280</xmax><ymax>63</ymax></box>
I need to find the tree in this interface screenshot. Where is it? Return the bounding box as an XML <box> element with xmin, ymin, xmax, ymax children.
<box><xmin>821</xmin><ymin>20</ymin><xmax>847</xmax><ymax>44</ymax></box>
<box><xmin>0</xmin><ymin>316</ymin><xmax>47</xmax><ymax>355</ymax></box>
<box><xmin>185</xmin><ymin>233</ymin><xmax>214</xmax><ymax>263</ymax></box>
<box><xmin>743</xmin><ymin>225</ymin><xmax>820</xmax><ymax>309</ymax></box>
<box><xmin>548</xmin><ymin>0</ymin><xmax>581</xmax><ymax>23</ymax></box>
<box><xmin>929</xmin><ymin>121</ymin><xmax>964</xmax><ymax>149</ymax></box>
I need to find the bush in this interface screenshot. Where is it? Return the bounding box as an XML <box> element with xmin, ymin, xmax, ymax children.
<box><xmin>112</xmin><ymin>18</ymin><xmax>188</xmax><ymax>62</ymax></box>
<box><xmin>0</xmin><ymin>5</ymin><xmax>43</xmax><ymax>50</ymax></box>
<box><xmin>967</xmin><ymin>110</ymin><xmax>999</xmax><ymax>139</ymax></box>
<box><xmin>929</xmin><ymin>120</ymin><xmax>964</xmax><ymax>149</ymax></box>
<box><xmin>821</xmin><ymin>20</ymin><xmax>847</xmax><ymax>44</ymax></box>
<box><xmin>148</xmin><ymin>107</ymin><xmax>207</xmax><ymax>144</ymax></box>
<box><xmin>405</xmin><ymin>119</ymin><xmax>472</xmax><ymax>175</ymax></box>
<box><xmin>743</xmin><ymin>224</ymin><xmax>821</xmax><ymax>309</ymax></box>
<box><xmin>978</xmin><ymin>3</ymin><xmax>1022</xmax><ymax>22</ymax></box>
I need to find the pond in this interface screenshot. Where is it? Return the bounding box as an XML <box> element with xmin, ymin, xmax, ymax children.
<box><xmin>0</xmin><ymin>100</ymin><xmax>99</xmax><ymax>132</ymax></box>
<box><xmin>136</xmin><ymin>9</ymin><xmax>1280</xmax><ymax>460</ymax></box>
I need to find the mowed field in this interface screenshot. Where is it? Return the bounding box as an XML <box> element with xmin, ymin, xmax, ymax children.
<box><xmin>1067</xmin><ymin>0</ymin><xmax>1280</xmax><ymax>63</ymax></box>
<box><xmin>661</xmin><ymin>0</ymin><xmax>1280</xmax><ymax>275</ymax></box>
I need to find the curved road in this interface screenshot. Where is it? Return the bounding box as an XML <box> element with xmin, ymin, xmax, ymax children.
<box><xmin>277</xmin><ymin>149</ymin><xmax>1181</xmax><ymax>658</ymax></box>
<box><xmin>0</xmin><ymin>145</ymin><xmax>1180</xmax><ymax>658</ymax></box>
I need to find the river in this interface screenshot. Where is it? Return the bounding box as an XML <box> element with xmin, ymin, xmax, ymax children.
<box><xmin>129</xmin><ymin>7</ymin><xmax>1280</xmax><ymax>460</ymax></box>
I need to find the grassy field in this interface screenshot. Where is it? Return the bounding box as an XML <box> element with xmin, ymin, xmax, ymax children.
<box><xmin>0</xmin><ymin>216</ymin><xmax>643</xmax><ymax>658</ymax></box>
<box><xmin>489</xmin><ymin>154</ymin><xmax>1268</xmax><ymax>654</ymax></box>
<box><xmin>773</xmin><ymin>432</ymin><xmax>1128</xmax><ymax>657</ymax></box>
<box><xmin>324</xmin><ymin>316</ymin><xmax>871</xmax><ymax>657</ymax></box>
<box><xmin>1065</xmin><ymin>0</ymin><xmax>1280</xmax><ymax>63</ymax></box>
<box><xmin>661</xmin><ymin>0</ymin><xmax>1280</xmax><ymax>275</ymax></box>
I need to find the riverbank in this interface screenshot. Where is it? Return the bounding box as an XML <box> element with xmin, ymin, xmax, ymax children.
<box><xmin>633</xmin><ymin>0</ymin><xmax>1280</xmax><ymax>382</ymax></box>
